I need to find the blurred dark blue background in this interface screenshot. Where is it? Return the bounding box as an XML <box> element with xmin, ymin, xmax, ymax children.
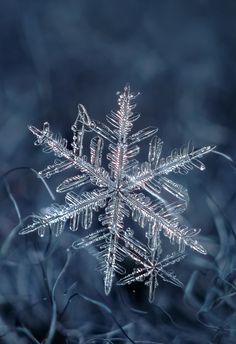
<box><xmin>0</xmin><ymin>1</ymin><xmax>236</xmax><ymax>343</ymax></box>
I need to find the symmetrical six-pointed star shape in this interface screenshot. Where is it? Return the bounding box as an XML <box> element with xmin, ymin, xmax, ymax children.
<box><xmin>20</xmin><ymin>86</ymin><xmax>213</xmax><ymax>302</ymax></box>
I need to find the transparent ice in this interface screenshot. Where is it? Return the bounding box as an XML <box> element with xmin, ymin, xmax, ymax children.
<box><xmin>20</xmin><ymin>85</ymin><xmax>214</xmax><ymax>302</ymax></box>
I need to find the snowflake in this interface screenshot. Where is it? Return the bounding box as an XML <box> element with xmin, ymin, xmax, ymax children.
<box><xmin>20</xmin><ymin>85</ymin><xmax>214</xmax><ymax>302</ymax></box>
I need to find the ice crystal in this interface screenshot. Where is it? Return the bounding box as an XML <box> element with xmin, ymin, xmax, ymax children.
<box><xmin>20</xmin><ymin>85</ymin><xmax>214</xmax><ymax>302</ymax></box>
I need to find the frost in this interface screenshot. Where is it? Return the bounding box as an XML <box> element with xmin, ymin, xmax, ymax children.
<box><xmin>20</xmin><ymin>85</ymin><xmax>214</xmax><ymax>302</ymax></box>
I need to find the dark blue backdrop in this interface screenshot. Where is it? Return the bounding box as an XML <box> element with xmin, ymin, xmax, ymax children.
<box><xmin>0</xmin><ymin>1</ymin><xmax>236</xmax><ymax>343</ymax></box>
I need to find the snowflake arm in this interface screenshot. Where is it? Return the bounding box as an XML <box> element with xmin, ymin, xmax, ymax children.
<box><xmin>123</xmin><ymin>141</ymin><xmax>215</xmax><ymax>195</ymax></box>
<box><xmin>19</xmin><ymin>189</ymin><xmax>111</xmax><ymax>236</ymax></box>
<box><xmin>122</xmin><ymin>192</ymin><xmax>206</xmax><ymax>254</ymax></box>
<box><xmin>106</xmin><ymin>85</ymin><xmax>158</xmax><ymax>184</ymax></box>
<box><xmin>98</xmin><ymin>194</ymin><xmax>129</xmax><ymax>294</ymax></box>
<box><xmin>73</xmin><ymin>200</ymin><xmax>130</xmax><ymax>295</ymax></box>
<box><xmin>29</xmin><ymin>122</ymin><xmax>113</xmax><ymax>189</ymax></box>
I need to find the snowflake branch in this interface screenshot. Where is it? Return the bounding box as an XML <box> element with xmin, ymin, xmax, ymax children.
<box><xmin>19</xmin><ymin>189</ymin><xmax>111</xmax><ymax>236</ymax></box>
<box><xmin>122</xmin><ymin>192</ymin><xmax>206</xmax><ymax>254</ymax></box>
<box><xmin>29</xmin><ymin>124</ymin><xmax>114</xmax><ymax>189</ymax></box>
<box><xmin>99</xmin><ymin>194</ymin><xmax>129</xmax><ymax>294</ymax></box>
<box><xmin>124</xmin><ymin>143</ymin><xmax>215</xmax><ymax>192</ymax></box>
